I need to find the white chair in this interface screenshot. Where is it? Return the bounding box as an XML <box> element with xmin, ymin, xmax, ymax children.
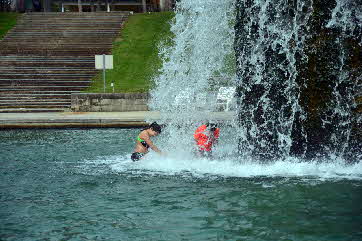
<box><xmin>215</xmin><ymin>87</ymin><xmax>236</xmax><ymax>111</ymax></box>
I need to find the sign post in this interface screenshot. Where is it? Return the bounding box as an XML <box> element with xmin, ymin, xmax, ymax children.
<box><xmin>95</xmin><ymin>55</ymin><xmax>113</xmax><ymax>92</ymax></box>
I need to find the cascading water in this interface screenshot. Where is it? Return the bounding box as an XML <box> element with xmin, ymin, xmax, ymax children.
<box><xmin>149</xmin><ymin>0</ymin><xmax>361</xmax><ymax>163</ymax></box>
<box><xmin>322</xmin><ymin>0</ymin><xmax>362</xmax><ymax>159</ymax></box>
<box><xmin>234</xmin><ymin>0</ymin><xmax>361</xmax><ymax>161</ymax></box>
<box><xmin>149</xmin><ymin>0</ymin><xmax>237</xmax><ymax>157</ymax></box>
<box><xmin>234</xmin><ymin>0</ymin><xmax>313</xmax><ymax>160</ymax></box>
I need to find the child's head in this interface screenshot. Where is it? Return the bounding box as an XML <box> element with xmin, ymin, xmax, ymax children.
<box><xmin>207</xmin><ymin>122</ymin><xmax>218</xmax><ymax>131</ymax></box>
<box><xmin>149</xmin><ymin>122</ymin><xmax>162</xmax><ymax>134</ymax></box>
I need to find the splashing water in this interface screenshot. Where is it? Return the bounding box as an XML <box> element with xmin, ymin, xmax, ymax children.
<box><xmin>322</xmin><ymin>0</ymin><xmax>362</xmax><ymax>158</ymax></box>
<box><xmin>149</xmin><ymin>0</ymin><xmax>237</xmax><ymax>154</ymax></box>
<box><xmin>234</xmin><ymin>0</ymin><xmax>314</xmax><ymax>159</ymax></box>
<box><xmin>149</xmin><ymin>0</ymin><xmax>361</xmax><ymax>165</ymax></box>
<box><xmin>234</xmin><ymin>0</ymin><xmax>361</xmax><ymax>160</ymax></box>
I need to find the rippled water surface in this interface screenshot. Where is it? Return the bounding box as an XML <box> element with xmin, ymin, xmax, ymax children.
<box><xmin>1</xmin><ymin>129</ymin><xmax>361</xmax><ymax>241</ymax></box>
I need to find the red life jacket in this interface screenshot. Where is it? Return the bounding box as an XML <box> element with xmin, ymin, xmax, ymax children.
<box><xmin>194</xmin><ymin>124</ymin><xmax>220</xmax><ymax>151</ymax></box>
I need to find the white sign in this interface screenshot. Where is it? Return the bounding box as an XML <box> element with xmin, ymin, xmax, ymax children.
<box><xmin>95</xmin><ymin>55</ymin><xmax>113</xmax><ymax>69</ymax></box>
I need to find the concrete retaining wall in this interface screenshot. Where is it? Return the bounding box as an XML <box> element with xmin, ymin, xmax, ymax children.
<box><xmin>71</xmin><ymin>93</ymin><xmax>149</xmax><ymax>112</ymax></box>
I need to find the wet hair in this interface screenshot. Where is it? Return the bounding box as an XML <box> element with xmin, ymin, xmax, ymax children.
<box><xmin>149</xmin><ymin>122</ymin><xmax>162</xmax><ymax>134</ymax></box>
<box><xmin>208</xmin><ymin>123</ymin><xmax>218</xmax><ymax>131</ymax></box>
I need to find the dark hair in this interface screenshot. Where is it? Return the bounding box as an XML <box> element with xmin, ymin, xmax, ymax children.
<box><xmin>149</xmin><ymin>122</ymin><xmax>162</xmax><ymax>134</ymax></box>
<box><xmin>208</xmin><ymin>123</ymin><xmax>218</xmax><ymax>131</ymax></box>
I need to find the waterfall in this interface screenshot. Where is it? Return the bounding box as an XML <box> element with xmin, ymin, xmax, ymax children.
<box><xmin>234</xmin><ymin>0</ymin><xmax>361</xmax><ymax>160</ymax></box>
<box><xmin>149</xmin><ymin>0</ymin><xmax>237</xmax><ymax>155</ymax></box>
<box><xmin>234</xmin><ymin>0</ymin><xmax>313</xmax><ymax>159</ymax></box>
<box><xmin>323</xmin><ymin>0</ymin><xmax>362</xmax><ymax>159</ymax></box>
<box><xmin>150</xmin><ymin>0</ymin><xmax>361</xmax><ymax>161</ymax></box>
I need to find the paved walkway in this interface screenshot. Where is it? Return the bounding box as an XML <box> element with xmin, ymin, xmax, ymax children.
<box><xmin>0</xmin><ymin>111</ymin><xmax>235</xmax><ymax>129</ymax></box>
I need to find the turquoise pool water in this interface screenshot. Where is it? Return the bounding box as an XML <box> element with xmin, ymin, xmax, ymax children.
<box><xmin>1</xmin><ymin>129</ymin><xmax>361</xmax><ymax>241</ymax></box>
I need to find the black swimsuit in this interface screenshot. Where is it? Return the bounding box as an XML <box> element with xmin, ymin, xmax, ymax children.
<box><xmin>137</xmin><ymin>135</ymin><xmax>150</xmax><ymax>148</ymax></box>
<box><xmin>131</xmin><ymin>135</ymin><xmax>149</xmax><ymax>161</ymax></box>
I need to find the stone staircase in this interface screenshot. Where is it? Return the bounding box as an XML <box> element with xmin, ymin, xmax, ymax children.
<box><xmin>0</xmin><ymin>12</ymin><xmax>129</xmax><ymax>112</ymax></box>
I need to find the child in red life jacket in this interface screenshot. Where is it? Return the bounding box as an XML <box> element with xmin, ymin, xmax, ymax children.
<box><xmin>194</xmin><ymin>123</ymin><xmax>220</xmax><ymax>158</ymax></box>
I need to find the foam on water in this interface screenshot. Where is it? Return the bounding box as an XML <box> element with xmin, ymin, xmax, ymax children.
<box><xmin>79</xmin><ymin>154</ymin><xmax>362</xmax><ymax>181</ymax></box>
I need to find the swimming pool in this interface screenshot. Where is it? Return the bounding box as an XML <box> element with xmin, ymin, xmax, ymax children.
<box><xmin>1</xmin><ymin>129</ymin><xmax>361</xmax><ymax>240</ymax></box>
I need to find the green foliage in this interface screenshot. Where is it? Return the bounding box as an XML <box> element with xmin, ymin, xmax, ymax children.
<box><xmin>0</xmin><ymin>12</ymin><xmax>20</xmax><ymax>40</ymax></box>
<box><xmin>87</xmin><ymin>12</ymin><xmax>175</xmax><ymax>93</ymax></box>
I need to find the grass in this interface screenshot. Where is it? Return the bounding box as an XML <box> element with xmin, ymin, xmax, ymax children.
<box><xmin>0</xmin><ymin>12</ymin><xmax>20</xmax><ymax>40</ymax></box>
<box><xmin>87</xmin><ymin>12</ymin><xmax>175</xmax><ymax>93</ymax></box>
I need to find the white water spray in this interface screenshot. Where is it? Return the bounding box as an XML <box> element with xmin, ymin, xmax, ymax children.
<box><xmin>149</xmin><ymin>0</ymin><xmax>237</xmax><ymax>154</ymax></box>
<box><xmin>323</xmin><ymin>0</ymin><xmax>362</xmax><ymax>157</ymax></box>
<box><xmin>147</xmin><ymin>0</ymin><xmax>361</xmax><ymax>165</ymax></box>
<box><xmin>234</xmin><ymin>0</ymin><xmax>314</xmax><ymax>159</ymax></box>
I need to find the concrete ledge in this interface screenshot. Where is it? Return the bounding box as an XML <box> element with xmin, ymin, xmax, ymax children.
<box><xmin>0</xmin><ymin>111</ymin><xmax>158</xmax><ymax>129</ymax></box>
<box><xmin>0</xmin><ymin>111</ymin><xmax>235</xmax><ymax>129</ymax></box>
<box><xmin>0</xmin><ymin>122</ymin><xmax>148</xmax><ymax>129</ymax></box>
<box><xmin>71</xmin><ymin>93</ymin><xmax>149</xmax><ymax>112</ymax></box>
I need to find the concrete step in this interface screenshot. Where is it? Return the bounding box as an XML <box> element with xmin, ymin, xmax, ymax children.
<box><xmin>0</xmin><ymin>95</ymin><xmax>70</xmax><ymax>100</ymax></box>
<box><xmin>6</xmin><ymin>32</ymin><xmax>119</xmax><ymax>36</ymax></box>
<box><xmin>11</xmin><ymin>28</ymin><xmax>121</xmax><ymax>31</ymax></box>
<box><xmin>0</xmin><ymin>95</ymin><xmax>72</xmax><ymax>99</ymax></box>
<box><xmin>0</xmin><ymin>85</ymin><xmax>89</xmax><ymax>88</ymax></box>
<box><xmin>0</xmin><ymin>56</ymin><xmax>94</xmax><ymax>60</ymax></box>
<box><xmin>0</xmin><ymin>80</ymin><xmax>91</xmax><ymax>85</ymax></box>
<box><xmin>0</xmin><ymin>48</ymin><xmax>112</xmax><ymax>53</ymax></box>
<box><xmin>22</xmin><ymin>14</ymin><xmax>129</xmax><ymax>17</ymax></box>
<box><xmin>5</xmin><ymin>29</ymin><xmax>120</xmax><ymax>33</ymax></box>
<box><xmin>0</xmin><ymin>77</ymin><xmax>92</xmax><ymax>81</ymax></box>
<box><xmin>0</xmin><ymin>108</ymin><xmax>68</xmax><ymax>113</ymax></box>
<box><xmin>0</xmin><ymin>99</ymin><xmax>70</xmax><ymax>103</ymax></box>
<box><xmin>15</xmin><ymin>23</ymin><xmax>123</xmax><ymax>26</ymax></box>
<box><xmin>0</xmin><ymin>90</ymin><xmax>82</xmax><ymax>94</ymax></box>
<box><xmin>1</xmin><ymin>39</ymin><xmax>114</xmax><ymax>43</ymax></box>
<box><xmin>1</xmin><ymin>36</ymin><xmax>115</xmax><ymax>40</ymax></box>
<box><xmin>0</xmin><ymin>66</ymin><xmax>96</xmax><ymax>70</ymax></box>
<box><xmin>0</xmin><ymin>93</ymin><xmax>72</xmax><ymax>97</ymax></box>
<box><xmin>0</xmin><ymin>87</ymin><xmax>87</xmax><ymax>92</ymax></box>
<box><xmin>20</xmin><ymin>18</ymin><xmax>128</xmax><ymax>22</ymax></box>
<box><xmin>22</xmin><ymin>15</ymin><xmax>129</xmax><ymax>19</ymax></box>
<box><xmin>0</xmin><ymin>70</ymin><xmax>97</xmax><ymax>75</ymax></box>
<box><xmin>23</xmin><ymin>11</ymin><xmax>130</xmax><ymax>14</ymax></box>
<box><xmin>0</xmin><ymin>42</ymin><xmax>113</xmax><ymax>46</ymax></box>
<box><xmin>0</xmin><ymin>99</ymin><xmax>71</xmax><ymax>104</ymax></box>
<box><xmin>0</xmin><ymin>50</ymin><xmax>112</xmax><ymax>56</ymax></box>
<box><xmin>0</xmin><ymin>62</ymin><xmax>95</xmax><ymax>68</ymax></box>
<box><xmin>0</xmin><ymin>57</ymin><xmax>94</xmax><ymax>65</ymax></box>
<box><xmin>0</xmin><ymin>100</ymin><xmax>70</xmax><ymax>105</ymax></box>
<box><xmin>0</xmin><ymin>105</ymin><xmax>70</xmax><ymax>109</ymax></box>
<box><xmin>0</xmin><ymin>73</ymin><xmax>95</xmax><ymax>77</ymax></box>
<box><xmin>21</xmin><ymin>17</ymin><xmax>129</xmax><ymax>21</ymax></box>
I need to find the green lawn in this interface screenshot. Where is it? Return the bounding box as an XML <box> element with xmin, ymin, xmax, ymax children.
<box><xmin>0</xmin><ymin>12</ymin><xmax>20</xmax><ymax>40</ymax></box>
<box><xmin>87</xmin><ymin>12</ymin><xmax>175</xmax><ymax>93</ymax></box>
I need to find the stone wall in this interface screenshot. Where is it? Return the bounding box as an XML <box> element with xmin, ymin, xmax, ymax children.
<box><xmin>71</xmin><ymin>93</ymin><xmax>149</xmax><ymax>112</ymax></box>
